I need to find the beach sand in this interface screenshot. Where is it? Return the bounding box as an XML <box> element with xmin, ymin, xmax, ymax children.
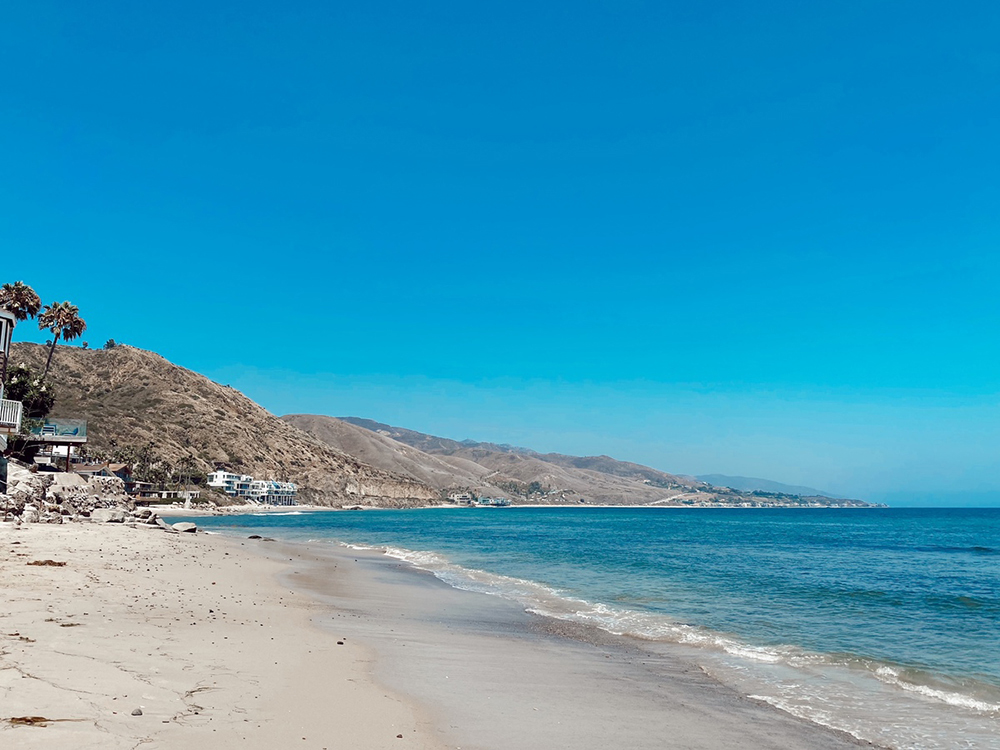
<box><xmin>1</xmin><ymin>523</ymin><xmax>873</xmax><ymax>749</ymax></box>
<box><xmin>0</xmin><ymin>523</ymin><xmax>440</xmax><ymax>749</ymax></box>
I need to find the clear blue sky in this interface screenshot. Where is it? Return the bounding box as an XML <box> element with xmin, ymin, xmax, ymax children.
<box><xmin>4</xmin><ymin>1</ymin><xmax>999</xmax><ymax>504</ymax></box>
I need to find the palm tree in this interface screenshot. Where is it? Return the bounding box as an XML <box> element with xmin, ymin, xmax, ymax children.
<box><xmin>0</xmin><ymin>281</ymin><xmax>41</xmax><ymax>322</ymax></box>
<box><xmin>38</xmin><ymin>301</ymin><xmax>87</xmax><ymax>381</ymax></box>
<box><xmin>0</xmin><ymin>282</ymin><xmax>41</xmax><ymax>394</ymax></box>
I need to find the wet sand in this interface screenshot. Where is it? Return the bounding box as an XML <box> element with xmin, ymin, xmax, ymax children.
<box><xmin>273</xmin><ymin>540</ymin><xmax>876</xmax><ymax>750</ymax></box>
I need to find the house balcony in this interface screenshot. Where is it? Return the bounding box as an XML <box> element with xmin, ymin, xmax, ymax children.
<box><xmin>0</xmin><ymin>398</ymin><xmax>23</xmax><ymax>435</ymax></box>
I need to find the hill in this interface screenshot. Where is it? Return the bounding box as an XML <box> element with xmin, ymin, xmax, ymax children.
<box><xmin>11</xmin><ymin>343</ymin><xmax>436</xmax><ymax>507</ymax></box>
<box><xmin>696</xmin><ymin>474</ymin><xmax>835</xmax><ymax>498</ymax></box>
<box><xmin>304</xmin><ymin>417</ymin><xmax>876</xmax><ymax>507</ymax></box>
<box><xmin>282</xmin><ymin>414</ymin><xmax>496</xmax><ymax>494</ymax></box>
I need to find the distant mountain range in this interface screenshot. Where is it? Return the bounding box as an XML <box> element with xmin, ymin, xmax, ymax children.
<box><xmin>286</xmin><ymin>415</ymin><xmax>875</xmax><ymax>508</ymax></box>
<box><xmin>15</xmin><ymin>341</ymin><xmax>876</xmax><ymax>508</ymax></box>
<box><xmin>696</xmin><ymin>475</ymin><xmax>836</xmax><ymax>498</ymax></box>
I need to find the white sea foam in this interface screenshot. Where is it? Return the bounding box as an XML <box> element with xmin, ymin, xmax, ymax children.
<box><xmin>371</xmin><ymin>543</ymin><xmax>820</xmax><ymax>667</ymax></box>
<box><xmin>354</xmin><ymin>539</ymin><xmax>1000</xmax><ymax>749</ymax></box>
<box><xmin>875</xmin><ymin>666</ymin><xmax>1000</xmax><ymax>713</ymax></box>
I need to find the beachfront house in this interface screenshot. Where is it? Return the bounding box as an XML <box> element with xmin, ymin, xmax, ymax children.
<box><xmin>207</xmin><ymin>470</ymin><xmax>298</xmax><ymax>506</ymax></box>
<box><xmin>0</xmin><ymin>309</ymin><xmax>23</xmax><ymax>436</ymax></box>
<box><xmin>474</xmin><ymin>496</ymin><xmax>511</xmax><ymax>507</ymax></box>
<box><xmin>29</xmin><ymin>418</ymin><xmax>89</xmax><ymax>470</ymax></box>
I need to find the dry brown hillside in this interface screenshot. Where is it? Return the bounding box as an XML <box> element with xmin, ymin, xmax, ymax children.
<box><xmin>283</xmin><ymin>414</ymin><xmax>499</xmax><ymax>495</ymax></box>
<box><xmin>10</xmin><ymin>343</ymin><xmax>436</xmax><ymax>507</ymax></box>
<box><xmin>330</xmin><ymin>417</ymin><xmax>877</xmax><ymax>507</ymax></box>
<box><xmin>332</xmin><ymin>416</ymin><xmax>699</xmax><ymax>504</ymax></box>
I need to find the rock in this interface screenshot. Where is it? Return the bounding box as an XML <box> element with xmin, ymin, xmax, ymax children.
<box><xmin>155</xmin><ymin>517</ymin><xmax>176</xmax><ymax>532</ymax></box>
<box><xmin>172</xmin><ymin>522</ymin><xmax>197</xmax><ymax>533</ymax></box>
<box><xmin>131</xmin><ymin>708</ymin><xmax>143</xmax><ymax>716</ymax></box>
<box><xmin>248</xmin><ymin>535</ymin><xmax>262</xmax><ymax>539</ymax></box>
<box><xmin>92</xmin><ymin>508</ymin><xmax>126</xmax><ymax>523</ymax></box>
<box><xmin>136</xmin><ymin>507</ymin><xmax>153</xmax><ymax>519</ymax></box>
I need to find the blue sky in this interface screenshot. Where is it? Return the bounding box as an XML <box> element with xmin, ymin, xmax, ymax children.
<box><xmin>3</xmin><ymin>1</ymin><xmax>999</xmax><ymax>504</ymax></box>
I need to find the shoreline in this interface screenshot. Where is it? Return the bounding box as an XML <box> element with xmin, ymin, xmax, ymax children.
<box><xmin>3</xmin><ymin>520</ymin><xmax>880</xmax><ymax>750</ymax></box>
<box><xmin>156</xmin><ymin>502</ymin><xmax>886</xmax><ymax>518</ymax></box>
<box><xmin>271</xmin><ymin>536</ymin><xmax>874</xmax><ymax>750</ymax></box>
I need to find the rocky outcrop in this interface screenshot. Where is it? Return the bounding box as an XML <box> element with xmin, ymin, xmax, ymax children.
<box><xmin>1</xmin><ymin>460</ymin><xmax>164</xmax><ymax>526</ymax></box>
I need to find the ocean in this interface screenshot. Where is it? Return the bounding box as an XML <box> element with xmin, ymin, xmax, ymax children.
<box><xmin>196</xmin><ymin>507</ymin><xmax>1000</xmax><ymax>749</ymax></box>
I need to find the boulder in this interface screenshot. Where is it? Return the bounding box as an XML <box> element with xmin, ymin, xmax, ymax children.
<box><xmin>172</xmin><ymin>522</ymin><xmax>197</xmax><ymax>533</ymax></box>
<box><xmin>156</xmin><ymin>517</ymin><xmax>177</xmax><ymax>533</ymax></box>
<box><xmin>91</xmin><ymin>508</ymin><xmax>127</xmax><ymax>523</ymax></box>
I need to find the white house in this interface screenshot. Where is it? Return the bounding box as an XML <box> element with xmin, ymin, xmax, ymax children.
<box><xmin>207</xmin><ymin>470</ymin><xmax>298</xmax><ymax>506</ymax></box>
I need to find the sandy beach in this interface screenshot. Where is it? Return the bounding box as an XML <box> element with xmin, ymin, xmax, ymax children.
<box><xmin>0</xmin><ymin>523</ymin><xmax>441</xmax><ymax>750</ymax></box>
<box><xmin>0</xmin><ymin>521</ymin><xmax>877</xmax><ymax>750</ymax></box>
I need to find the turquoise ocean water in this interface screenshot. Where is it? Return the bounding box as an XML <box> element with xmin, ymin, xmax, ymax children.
<box><xmin>197</xmin><ymin>507</ymin><xmax>1000</xmax><ymax>749</ymax></box>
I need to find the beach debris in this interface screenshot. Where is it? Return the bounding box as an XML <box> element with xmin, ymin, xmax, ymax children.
<box><xmin>248</xmin><ymin>534</ymin><xmax>262</xmax><ymax>539</ymax></box>
<box><xmin>9</xmin><ymin>716</ymin><xmax>52</xmax><ymax>726</ymax></box>
<box><xmin>172</xmin><ymin>522</ymin><xmax>197</xmax><ymax>533</ymax></box>
<box><xmin>27</xmin><ymin>560</ymin><xmax>66</xmax><ymax>567</ymax></box>
<box><xmin>7</xmin><ymin>716</ymin><xmax>84</xmax><ymax>727</ymax></box>
<box><xmin>131</xmin><ymin>708</ymin><xmax>143</xmax><ymax>716</ymax></box>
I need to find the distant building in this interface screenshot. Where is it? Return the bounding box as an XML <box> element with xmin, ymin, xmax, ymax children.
<box><xmin>136</xmin><ymin>487</ymin><xmax>202</xmax><ymax>502</ymax></box>
<box><xmin>207</xmin><ymin>470</ymin><xmax>297</xmax><ymax>506</ymax></box>
<box><xmin>474</xmin><ymin>496</ymin><xmax>511</xmax><ymax>507</ymax></box>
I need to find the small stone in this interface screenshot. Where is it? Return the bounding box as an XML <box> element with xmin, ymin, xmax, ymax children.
<box><xmin>131</xmin><ymin>708</ymin><xmax>143</xmax><ymax>716</ymax></box>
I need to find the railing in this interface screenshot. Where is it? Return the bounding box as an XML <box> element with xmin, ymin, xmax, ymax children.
<box><xmin>28</xmin><ymin>418</ymin><xmax>88</xmax><ymax>442</ymax></box>
<box><xmin>0</xmin><ymin>398</ymin><xmax>23</xmax><ymax>433</ymax></box>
